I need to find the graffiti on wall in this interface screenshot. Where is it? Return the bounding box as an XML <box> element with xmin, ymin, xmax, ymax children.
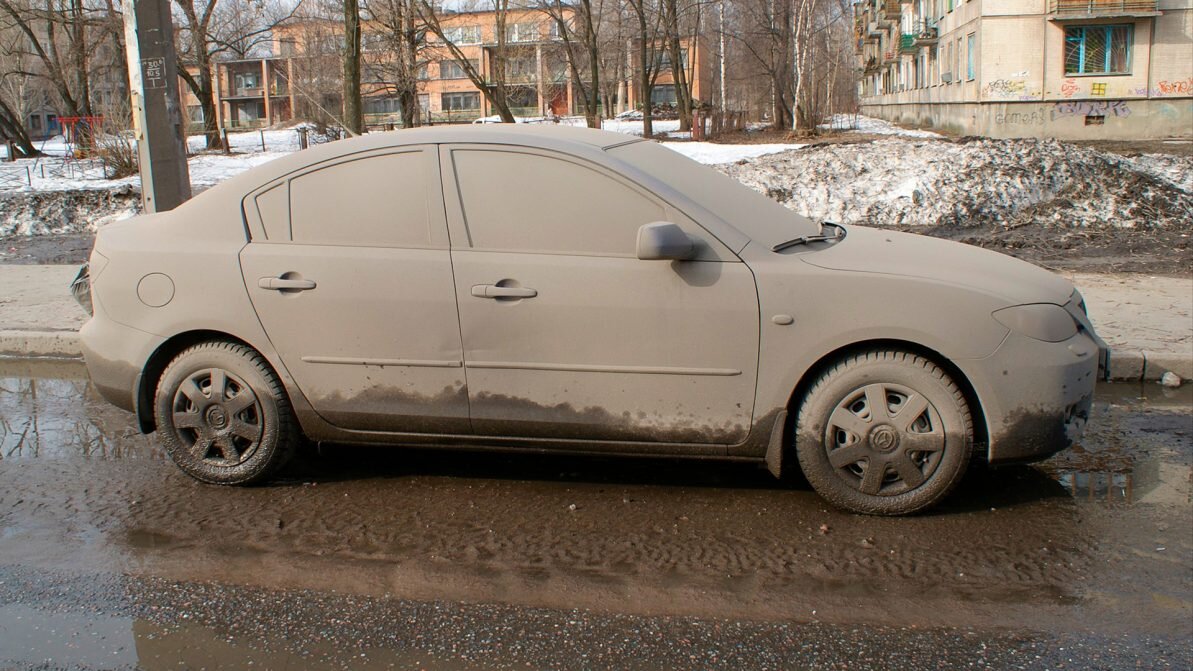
<box><xmin>1060</xmin><ymin>79</ymin><xmax>1080</xmax><ymax>98</ymax></box>
<box><xmin>1051</xmin><ymin>100</ymin><xmax>1131</xmax><ymax>120</ymax></box>
<box><xmin>1156</xmin><ymin>77</ymin><xmax>1193</xmax><ymax>95</ymax></box>
<box><xmin>994</xmin><ymin>109</ymin><xmax>1047</xmax><ymax>126</ymax></box>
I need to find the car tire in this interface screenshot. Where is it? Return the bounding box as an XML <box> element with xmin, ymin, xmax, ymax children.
<box><xmin>795</xmin><ymin>350</ymin><xmax>973</xmax><ymax>515</ymax></box>
<box><xmin>154</xmin><ymin>341</ymin><xmax>298</xmax><ymax>485</ymax></box>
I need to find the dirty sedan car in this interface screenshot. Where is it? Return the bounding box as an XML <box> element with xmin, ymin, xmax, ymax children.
<box><xmin>78</xmin><ymin>125</ymin><xmax>1108</xmax><ymax>515</ymax></box>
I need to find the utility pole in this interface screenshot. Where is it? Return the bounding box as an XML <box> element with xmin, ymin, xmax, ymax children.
<box><xmin>123</xmin><ymin>0</ymin><xmax>191</xmax><ymax>213</ymax></box>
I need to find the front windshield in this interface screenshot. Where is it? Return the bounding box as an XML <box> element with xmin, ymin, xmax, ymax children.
<box><xmin>608</xmin><ymin>140</ymin><xmax>819</xmax><ymax>248</ymax></box>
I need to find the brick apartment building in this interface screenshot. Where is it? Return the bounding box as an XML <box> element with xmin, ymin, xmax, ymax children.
<box><xmin>180</xmin><ymin>8</ymin><xmax>711</xmax><ymax>131</ymax></box>
<box><xmin>854</xmin><ymin>0</ymin><xmax>1192</xmax><ymax>139</ymax></box>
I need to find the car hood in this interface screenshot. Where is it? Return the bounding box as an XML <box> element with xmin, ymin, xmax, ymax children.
<box><xmin>801</xmin><ymin>226</ymin><xmax>1074</xmax><ymax>306</ymax></box>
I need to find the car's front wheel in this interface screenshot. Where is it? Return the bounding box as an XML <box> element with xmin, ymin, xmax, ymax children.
<box><xmin>795</xmin><ymin>350</ymin><xmax>973</xmax><ymax>515</ymax></box>
<box><xmin>154</xmin><ymin>341</ymin><xmax>298</xmax><ymax>485</ymax></box>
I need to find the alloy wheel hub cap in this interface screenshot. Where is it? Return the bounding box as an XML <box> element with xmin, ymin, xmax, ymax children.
<box><xmin>205</xmin><ymin>405</ymin><xmax>229</xmax><ymax>430</ymax></box>
<box><xmin>869</xmin><ymin>424</ymin><xmax>899</xmax><ymax>452</ymax></box>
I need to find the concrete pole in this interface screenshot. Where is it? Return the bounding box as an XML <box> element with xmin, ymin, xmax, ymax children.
<box><xmin>123</xmin><ymin>0</ymin><xmax>191</xmax><ymax>213</ymax></box>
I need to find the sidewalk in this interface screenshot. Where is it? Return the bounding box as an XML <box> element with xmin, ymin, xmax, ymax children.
<box><xmin>1</xmin><ymin>264</ymin><xmax>1189</xmax><ymax>381</ymax></box>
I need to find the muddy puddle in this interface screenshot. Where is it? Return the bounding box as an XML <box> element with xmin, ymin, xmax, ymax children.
<box><xmin>1</xmin><ymin>358</ymin><xmax>1190</xmax><ymax>653</ymax></box>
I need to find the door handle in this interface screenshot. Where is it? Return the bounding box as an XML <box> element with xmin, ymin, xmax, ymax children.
<box><xmin>259</xmin><ymin>276</ymin><xmax>317</xmax><ymax>291</ymax></box>
<box><xmin>471</xmin><ymin>284</ymin><xmax>537</xmax><ymax>299</ymax></box>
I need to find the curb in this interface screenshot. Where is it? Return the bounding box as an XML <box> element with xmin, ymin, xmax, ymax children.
<box><xmin>1</xmin><ymin>329</ymin><xmax>1189</xmax><ymax>384</ymax></box>
<box><xmin>0</xmin><ymin>330</ymin><xmax>83</xmax><ymax>359</ymax></box>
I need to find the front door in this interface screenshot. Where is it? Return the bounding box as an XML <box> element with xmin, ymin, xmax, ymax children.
<box><xmin>240</xmin><ymin>147</ymin><xmax>469</xmax><ymax>434</ymax></box>
<box><xmin>442</xmin><ymin>145</ymin><xmax>760</xmax><ymax>446</ymax></box>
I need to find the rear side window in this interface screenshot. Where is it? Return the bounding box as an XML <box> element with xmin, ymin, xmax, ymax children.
<box><xmin>289</xmin><ymin>151</ymin><xmax>431</xmax><ymax>247</ymax></box>
<box><xmin>254</xmin><ymin>183</ymin><xmax>290</xmax><ymax>240</ymax></box>
<box><xmin>451</xmin><ymin>149</ymin><xmax>665</xmax><ymax>256</ymax></box>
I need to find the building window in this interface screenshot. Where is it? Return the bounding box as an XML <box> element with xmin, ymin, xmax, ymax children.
<box><xmin>443</xmin><ymin>25</ymin><xmax>481</xmax><ymax>45</ymax></box>
<box><xmin>29</xmin><ymin>114</ymin><xmax>41</xmax><ymax>130</ymax></box>
<box><xmin>442</xmin><ymin>92</ymin><xmax>480</xmax><ymax>111</ymax></box>
<box><xmin>440</xmin><ymin>59</ymin><xmax>477</xmax><ymax>80</ymax></box>
<box><xmin>656</xmin><ymin>48</ymin><xmax>689</xmax><ymax>72</ymax></box>
<box><xmin>650</xmin><ymin>84</ymin><xmax>677</xmax><ymax>105</ymax></box>
<box><xmin>504</xmin><ymin>57</ymin><xmax>537</xmax><ymax>81</ymax></box>
<box><xmin>235</xmin><ymin>72</ymin><xmax>261</xmax><ymax>91</ymax></box>
<box><xmin>363</xmin><ymin>97</ymin><xmax>401</xmax><ymax>115</ymax></box>
<box><xmin>506</xmin><ymin>23</ymin><xmax>538</xmax><ymax>43</ymax></box>
<box><xmin>1064</xmin><ymin>25</ymin><xmax>1132</xmax><ymax>75</ymax></box>
<box><xmin>966</xmin><ymin>33</ymin><xmax>975</xmax><ymax>80</ymax></box>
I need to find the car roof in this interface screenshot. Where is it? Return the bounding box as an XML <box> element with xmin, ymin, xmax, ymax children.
<box><xmin>186</xmin><ymin>124</ymin><xmax>644</xmax><ymax>209</ymax></box>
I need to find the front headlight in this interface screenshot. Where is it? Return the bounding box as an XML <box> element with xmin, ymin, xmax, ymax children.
<box><xmin>992</xmin><ymin>303</ymin><xmax>1079</xmax><ymax>343</ymax></box>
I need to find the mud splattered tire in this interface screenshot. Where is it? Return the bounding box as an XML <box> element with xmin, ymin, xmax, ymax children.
<box><xmin>154</xmin><ymin>341</ymin><xmax>298</xmax><ymax>485</ymax></box>
<box><xmin>795</xmin><ymin>350</ymin><xmax>973</xmax><ymax>516</ymax></box>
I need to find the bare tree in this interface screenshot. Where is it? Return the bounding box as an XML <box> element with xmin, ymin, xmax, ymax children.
<box><xmin>366</xmin><ymin>0</ymin><xmax>426</xmax><ymax>128</ymax></box>
<box><xmin>624</xmin><ymin>0</ymin><xmax>664</xmax><ymax>136</ymax></box>
<box><xmin>538</xmin><ymin>0</ymin><xmax>602</xmax><ymax>128</ymax></box>
<box><xmin>418</xmin><ymin>0</ymin><xmax>516</xmax><ymax>123</ymax></box>
<box><xmin>174</xmin><ymin>0</ymin><xmax>297</xmax><ymax>149</ymax></box>
<box><xmin>0</xmin><ymin>0</ymin><xmax>97</xmax><ymax>119</ymax></box>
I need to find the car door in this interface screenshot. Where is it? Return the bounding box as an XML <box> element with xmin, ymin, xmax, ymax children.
<box><xmin>442</xmin><ymin>144</ymin><xmax>760</xmax><ymax>446</ymax></box>
<box><xmin>239</xmin><ymin>146</ymin><xmax>469</xmax><ymax>434</ymax></box>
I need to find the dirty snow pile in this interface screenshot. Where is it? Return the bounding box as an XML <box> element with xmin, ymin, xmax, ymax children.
<box><xmin>718</xmin><ymin>138</ymin><xmax>1193</xmax><ymax>231</ymax></box>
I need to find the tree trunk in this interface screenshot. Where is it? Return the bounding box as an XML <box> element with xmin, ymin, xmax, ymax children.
<box><xmin>342</xmin><ymin>0</ymin><xmax>364</xmax><ymax>134</ymax></box>
<box><xmin>193</xmin><ymin>48</ymin><xmax>223</xmax><ymax>149</ymax></box>
<box><xmin>0</xmin><ymin>98</ymin><xmax>40</xmax><ymax>157</ymax></box>
<box><xmin>636</xmin><ymin>14</ymin><xmax>653</xmax><ymax>138</ymax></box>
<box><xmin>663</xmin><ymin>0</ymin><xmax>691</xmax><ymax>131</ymax></box>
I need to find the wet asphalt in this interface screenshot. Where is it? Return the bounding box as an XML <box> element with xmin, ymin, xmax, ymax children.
<box><xmin>0</xmin><ymin>358</ymin><xmax>1190</xmax><ymax>670</ymax></box>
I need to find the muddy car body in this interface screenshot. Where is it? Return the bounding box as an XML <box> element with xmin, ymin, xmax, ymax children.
<box><xmin>79</xmin><ymin>125</ymin><xmax>1108</xmax><ymax>515</ymax></box>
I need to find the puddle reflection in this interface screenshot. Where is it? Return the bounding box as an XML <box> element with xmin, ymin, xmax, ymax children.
<box><xmin>0</xmin><ymin>359</ymin><xmax>161</xmax><ymax>461</ymax></box>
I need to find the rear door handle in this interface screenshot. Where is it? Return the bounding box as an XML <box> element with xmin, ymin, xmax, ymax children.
<box><xmin>471</xmin><ymin>284</ymin><xmax>537</xmax><ymax>299</ymax></box>
<box><xmin>259</xmin><ymin>276</ymin><xmax>317</xmax><ymax>291</ymax></box>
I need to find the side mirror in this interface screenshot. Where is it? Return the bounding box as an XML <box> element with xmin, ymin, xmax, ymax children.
<box><xmin>636</xmin><ymin>222</ymin><xmax>696</xmax><ymax>261</ymax></box>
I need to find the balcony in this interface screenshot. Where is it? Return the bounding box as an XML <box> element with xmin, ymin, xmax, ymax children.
<box><xmin>912</xmin><ymin>19</ymin><xmax>938</xmax><ymax>45</ymax></box>
<box><xmin>1048</xmin><ymin>0</ymin><xmax>1159</xmax><ymax>18</ymax></box>
<box><xmin>899</xmin><ymin>33</ymin><xmax>917</xmax><ymax>53</ymax></box>
<box><xmin>877</xmin><ymin>0</ymin><xmax>901</xmax><ymax>25</ymax></box>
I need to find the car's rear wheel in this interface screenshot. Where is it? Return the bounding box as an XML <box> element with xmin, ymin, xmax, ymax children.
<box><xmin>795</xmin><ymin>350</ymin><xmax>973</xmax><ymax>515</ymax></box>
<box><xmin>154</xmin><ymin>341</ymin><xmax>298</xmax><ymax>485</ymax></box>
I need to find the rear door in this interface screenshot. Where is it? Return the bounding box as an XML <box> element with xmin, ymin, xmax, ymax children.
<box><xmin>239</xmin><ymin>146</ymin><xmax>469</xmax><ymax>434</ymax></box>
<box><xmin>442</xmin><ymin>145</ymin><xmax>760</xmax><ymax>446</ymax></box>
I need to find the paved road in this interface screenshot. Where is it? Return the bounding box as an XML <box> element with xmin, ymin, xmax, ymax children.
<box><xmin>0</xmin><ymin>359</ymin><xmax>1189</xmax><ymax>670</ymax></box>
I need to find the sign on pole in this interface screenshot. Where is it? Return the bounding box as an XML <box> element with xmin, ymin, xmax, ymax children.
<box><xmin>123</xmin><ymin>0</ymin><xmax>191</xmax><ymax>213</ymax></box>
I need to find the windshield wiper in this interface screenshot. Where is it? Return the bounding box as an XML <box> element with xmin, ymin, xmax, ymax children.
<box><xmin>771</xmin><ymin>222</ymin><xmax>845</xmax><ymax>252</ymax></box>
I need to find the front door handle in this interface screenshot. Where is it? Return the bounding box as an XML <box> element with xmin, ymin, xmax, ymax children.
<box><xmin>471</xmin><ymin>284</ymin><xmax>537</xmax><ymax>299</ymax></box>
<box><xmin>259</xmin><ymin>276</ymin><xmax>317</xmax><ymax>291</ymax></box>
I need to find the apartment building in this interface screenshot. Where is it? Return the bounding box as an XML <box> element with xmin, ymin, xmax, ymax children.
<box><xmin>855</xmin><ymin>0</ymin><xmax>1192</xmax><ymax>139</ymax></box>
<box><xmin>178</xmin><ymin>9</ymin><xmax>711</xmax><ymax>130</ymax></box>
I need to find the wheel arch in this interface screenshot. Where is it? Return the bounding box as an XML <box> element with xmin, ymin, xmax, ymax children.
<box><xmin>782</xmin><ymin>338</ymin><xmax>989</xmax><ymax>464</ymax></box>
<box><xmin>135</xmin><ymin>330</ymin><xmax>282</xmax><ymax>434</ymax></box>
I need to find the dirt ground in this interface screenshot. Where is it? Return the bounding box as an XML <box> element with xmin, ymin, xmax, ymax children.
<box><xmin>0</xmin><ymin>360</ymin><xmax>1189</xmax><ymax>669</ymax></box>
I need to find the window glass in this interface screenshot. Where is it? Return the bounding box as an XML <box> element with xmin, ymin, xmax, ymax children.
<box><xmin>966</xmin><ymin>33</ymin><xmax>975</xmax><ymax>80</ymax></box>
<box><xmin>439</xmin><ymin>59</ymin><xmax>477</xmax><ymax>79</ymax></box>
<box><xmin>452</xmin><ymin>150</ymin><xmax>665</xmax><ymax>255</ymax></box>
<box><xmin>442</xmin><ymin>92</ymin><xmax>480</xmax><ymax>110</ymax></box>
<box><xmin>255</xmin><ymin>182</ymin><xmax>290</xmax><ymax>241</ymax></box>
<box><xmin>1064</xmin><ymin>25</ymin><xmax>1132</xmax><ymax>75</ymax></box>
<box><xmin>289</xmin><ymin>152</ymin><xmax>431</xmax><ymax>247</ymax></box>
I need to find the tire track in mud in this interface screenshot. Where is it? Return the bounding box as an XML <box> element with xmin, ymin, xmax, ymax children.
<box><xmin>0</xmin><ymin>451</ymin><xmax>1098</xmax><ymax>625</ymax></box>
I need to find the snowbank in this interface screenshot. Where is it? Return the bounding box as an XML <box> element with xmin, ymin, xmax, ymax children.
<box><xmin>663</xmin><ymin>142</ymin><xmax>803</xmax><ymax>164</ymax></box>
<box><xmin>718</xmin><ymin>137</ymin><xmax>1193</xmax><ymax>230</ymax></box>
<box><xmin>820</xmin><ymin>114</ymin><xmax>945</xmax><ymax>139</ymax></box>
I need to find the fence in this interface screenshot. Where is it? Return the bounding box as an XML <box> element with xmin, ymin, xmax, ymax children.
<box><xmin>691</xmin><ymin>110</ymin><xmax>747</xmax><ymax>140</ymax></box>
